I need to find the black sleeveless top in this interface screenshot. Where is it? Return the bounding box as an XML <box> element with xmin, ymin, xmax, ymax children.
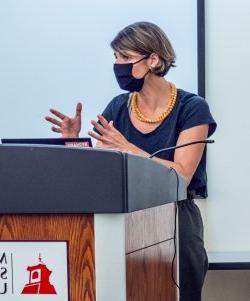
<box><xmin>98</xmin><ymin>88</ymin><xmax>217</xmax><ymax>199</ymax></box>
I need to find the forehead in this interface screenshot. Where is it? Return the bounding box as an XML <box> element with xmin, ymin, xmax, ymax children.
<box><xmin>114</xmin><ymin>50</ymin><xmax>142</xmax><ymax>57</ymax></box>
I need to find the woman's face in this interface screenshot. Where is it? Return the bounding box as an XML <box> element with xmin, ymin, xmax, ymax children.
<box><xmin>114</xmin><ymin>50</ymin><xmax>151</xmax><ymax>79</ymax></box>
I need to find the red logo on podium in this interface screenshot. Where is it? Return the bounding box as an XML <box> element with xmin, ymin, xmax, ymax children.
<box><xmin>21</xmin><ymin>254</ymin><xmax>57</xmax><ymax>295</ymax></box>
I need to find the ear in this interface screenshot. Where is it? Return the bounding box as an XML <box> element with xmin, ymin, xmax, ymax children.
<box><xmin>147</xmin><ymin>53</ymin><xmax>160</xmax><ymax>69</ymax></box>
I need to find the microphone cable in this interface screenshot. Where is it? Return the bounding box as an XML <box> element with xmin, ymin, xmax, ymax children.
<box><xmin>149</xmin><ymin>139</ymin><xmax>215</xmax><ymax>159</ymax></box>
<box><xmin>149</xmin><ymin>139</ymin><xmax>215</xmax><ymax>291</ymax></box>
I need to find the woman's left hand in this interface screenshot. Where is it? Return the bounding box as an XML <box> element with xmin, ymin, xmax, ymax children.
<box><xmin>88</xmin><ymin>115</ymin><xmax>131</xmax><ymax>151</ymax></box>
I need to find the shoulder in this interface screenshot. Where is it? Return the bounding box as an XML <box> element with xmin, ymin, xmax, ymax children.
<box><xmin>177</xmin><ymin>88</ymin><xmax>209</xmax><ymax>109</ymax></box>
<box><xmin>101</xmin><ymin>92</ymin><xmax>130</xmax><ymax>120</ymax></box>
<box><xmin>107</xmin><ymin>92</ymin><xmax>130</xmax><ymax>108</ymax></box>
<box><xmin>177</xmin><ymin>88</ymin><xmax>217</xmax><ymax>137</ymax></box>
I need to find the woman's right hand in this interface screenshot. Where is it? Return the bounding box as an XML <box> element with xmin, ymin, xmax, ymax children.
<box><xmin>45</xmin><ymin>102</ymin><xmax>82</xmax><ymax>138</ymax></box>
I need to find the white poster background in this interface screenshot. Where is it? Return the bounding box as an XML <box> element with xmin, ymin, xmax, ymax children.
<box><xmin>0</xmin><ymin>0</ymin><xmax>197</xmax><ymax>138</ymax></box>
<box><xmin>0</xmin><ymin>242</ymin><xmax>68</xmax><ymax>301</ymax></box>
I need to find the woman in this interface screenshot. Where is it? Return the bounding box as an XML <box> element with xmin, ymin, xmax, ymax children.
<box><xmin>46</xmin><ymin>22</ymin><xmax>217</xmax><ymax>300</ymax></box>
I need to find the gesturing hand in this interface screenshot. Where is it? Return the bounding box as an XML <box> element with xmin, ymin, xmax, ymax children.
<box><xmin>45</xmin><ymin>103</ymin><xmax>82</xmax><ymax>138</ymax></box>
<box><xmin>88</xmin><ymin>115</ymin><xmax>131</xmax><ymax>151</ymax></box>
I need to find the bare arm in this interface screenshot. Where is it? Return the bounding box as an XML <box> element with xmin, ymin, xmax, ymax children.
<box><xmin>126</xmin><ymin>125</ymin><xmax>209</xmax><ymax>185</ymax></box>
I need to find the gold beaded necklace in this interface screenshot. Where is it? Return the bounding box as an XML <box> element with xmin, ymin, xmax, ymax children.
<box><xmin>131</xmin><ymin>82</ymin><xmax>177</xmax><ymax>124</ymax></box>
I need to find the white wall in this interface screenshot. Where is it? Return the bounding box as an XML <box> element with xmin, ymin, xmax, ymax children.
<box><xmin>197</xmin><ymin>0</ymin><xmax>250</xmax><ymax>254</ymax></box>
<box><xmin>0</xmin><ymin>0</ymin><xmax>198</xmax><ymax>139</ymax></box>
<box><xmin>198</xmin><ymin>0</ymin><xmax>250</xmax><ymax>299</ymax></box>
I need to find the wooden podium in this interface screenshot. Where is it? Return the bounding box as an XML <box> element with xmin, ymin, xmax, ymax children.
<box><xmin>0</xmin><ymin>145</ymin><xmax>186</xmax><ymax>301</ymax></box>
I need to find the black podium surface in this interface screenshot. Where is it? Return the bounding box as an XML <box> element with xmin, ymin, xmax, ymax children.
<box><xmin>0</xmin><ymin>144</ymin><xmax>186</xmax><ymax>214</ymax></box>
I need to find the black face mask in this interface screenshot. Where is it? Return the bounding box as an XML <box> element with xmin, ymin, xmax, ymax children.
<box><xmin>113</xmin><ymin>55</ymin><xmax>150</xmax><ymax>92</ymax></box>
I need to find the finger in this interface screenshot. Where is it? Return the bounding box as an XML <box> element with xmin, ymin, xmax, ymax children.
<box><xmin>49</xmin><ymin>108</ymin><xmax>67</xmax><ymax>120</ymax></box>
<box><xmin>107</xmin><ymin>120</ymin><xmax>118</xmax><ymax>132</ymax></box>
<box><xmin>51</xmin><ymin>126</ymin><xmax>62</xmax><ymax>133</ymax></box>
<box><xmin>45</xmin><ymin>116</ymin><xmax>62</xmax><ymax>127</ymax></box>
<box><xmin>75</xmin><ymin>102</ymin><xmax>82</xmax><ymax>118</ymax></box>
<box><xmin>88</xmin><ymin>130</ymin><xmax>106</xmax><ymax>142</ymax></box>
<box><xmin>97</xmin><ymin>114</ymin><xmax>110</xmax><ymax>129</ymax></box>
<box><xmin>107</xmin><ymin>119</ymin><xmax>116</xmax><ymax>131</ymax></box>
<box><xmin>91</xmin><ymin>120</ymin><xmax>106</xmax><ymax>135</ymax></box>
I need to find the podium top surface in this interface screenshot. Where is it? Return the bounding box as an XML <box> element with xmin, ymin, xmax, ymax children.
<box><xmin>0</xmin><ymin>144</ymin><xmax>186</xmax><ymax>214</ymax></box>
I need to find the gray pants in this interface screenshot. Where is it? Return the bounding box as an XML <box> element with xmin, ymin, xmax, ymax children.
<box><xmin>178</xmin><ymin>199</ymin><xmax>208</xmax><ymax>301</ymax></box>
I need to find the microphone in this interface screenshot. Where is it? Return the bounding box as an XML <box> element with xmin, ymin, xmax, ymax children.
<box><xmin>149</xmin><ymin>139</ymin><xmax>215</xmax><ymax>158</ymax></box>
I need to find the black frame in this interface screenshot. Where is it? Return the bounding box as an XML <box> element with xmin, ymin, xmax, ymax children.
<box><xmin>197</xmin><ymin>0</ymin><xmax>205</xmax><ymax>97</ymax></box>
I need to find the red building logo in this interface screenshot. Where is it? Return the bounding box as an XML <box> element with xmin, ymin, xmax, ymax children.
<box><xmin>21</xmin><ymin>254</ymin><xmax>57</xmax><ymax>295</ymax></box>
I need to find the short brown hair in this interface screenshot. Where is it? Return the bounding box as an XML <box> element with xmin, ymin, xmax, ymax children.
<box><xmin>110</xmin><ymin>21</ymin><xmax>176</xmax><ymax>76</ymax></box>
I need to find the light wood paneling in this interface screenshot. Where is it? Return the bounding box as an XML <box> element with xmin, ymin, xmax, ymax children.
<box><xmin>125</xmin><ymin>203</ymin><xmax>177</xmax><ymax>301</ymax></box>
